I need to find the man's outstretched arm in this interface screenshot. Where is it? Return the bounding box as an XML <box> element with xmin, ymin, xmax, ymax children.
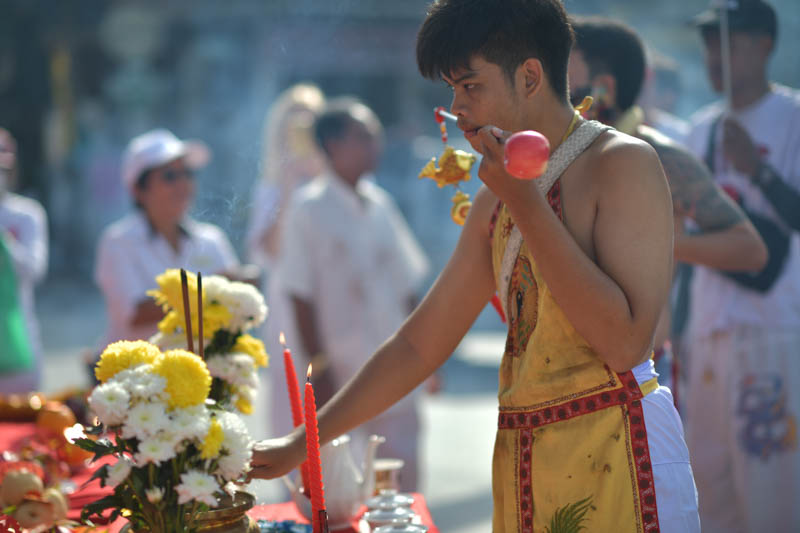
<box><xmin>249</xmin><ymin>187</ymin><xmax>498</xmax><ymax>480</ymax></box>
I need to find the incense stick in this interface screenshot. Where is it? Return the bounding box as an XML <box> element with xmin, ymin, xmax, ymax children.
<box><xmin>180</xmin><ymin>268</ymin><xmax>194</xmax><ymax>354</ymax></box>
<box><xmin>197</xmin><ymin>272</ymin><xmax>204</xmax><ymax>359</ymax></box>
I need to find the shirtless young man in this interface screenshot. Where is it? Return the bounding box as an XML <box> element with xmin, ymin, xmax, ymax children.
<box><xmin>251</xmin><ymin>1</ymin><xmax>700</xmax><ymax>530</ymax></box>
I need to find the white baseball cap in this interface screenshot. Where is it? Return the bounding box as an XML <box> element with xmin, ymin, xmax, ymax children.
<box><xmin>121</xmin><ymin>128</ymin><xmax>211</xmax><ymax>191</ymax></box>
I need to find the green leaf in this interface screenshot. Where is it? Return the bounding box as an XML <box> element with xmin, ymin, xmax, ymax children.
<box><xmin>544</xmin><ymin>496</ymin><xmax>593</xmax><ymax>533</ymax></box>
<box><xmin>87</xmin><ymin>464</ymin><xmax>110</xmax><ymax>488</ymax></box>
<box><xmin>81</xmin><ymin>494</ymin><xmax>123</xmax><ymax>521</ymax></box>
<box><xmin>72</xmin><ymin>437</ymin><xmax>112</xmax><ymax>453</ymax></box>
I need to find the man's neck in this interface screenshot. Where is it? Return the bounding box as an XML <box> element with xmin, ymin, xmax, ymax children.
<box><xmin>144</xmin><ymin>212</ymin><xmax>182</xmax><ymax>252</ymax></box>
<box><xmin>332</xmin><ymin>171</ymin><xmax>360</xmax><ymax>191</ymax></box>
<box><xmin>533</xmin><ymin>101</ymin><xmax>581</xmax><ymax>153</ymax></box>
<box><xmin>731</xmin><ymin>78</ymin><xmax>771</xmax><ymax>111</ymax></box>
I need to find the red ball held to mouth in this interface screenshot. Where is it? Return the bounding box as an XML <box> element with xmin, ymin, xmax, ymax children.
<box><xmin>503</xmin><ymin>130</ymin><xmax>550</xmax><ymax>180</ymax></box>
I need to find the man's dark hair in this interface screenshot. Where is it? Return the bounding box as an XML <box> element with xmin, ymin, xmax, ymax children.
<box><xmin>416</xmin><ymin>0</ymin><xmax>575</xmax><ymax>103</ymax></box>
<box><xmin>313</xmin><ymin>97</ymin><xmax>372</xmax><ymax>156</ymax></box>
<box><xmin>571</xmin><ymin>17</ymin><xmax>646</xmax><ymax>112</ymax></box>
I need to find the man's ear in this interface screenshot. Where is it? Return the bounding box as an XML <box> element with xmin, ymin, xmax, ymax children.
<box><xmin>519</xmin><ymin>58</ymin><xmax>544</xmax><ymax>98</ymax></box>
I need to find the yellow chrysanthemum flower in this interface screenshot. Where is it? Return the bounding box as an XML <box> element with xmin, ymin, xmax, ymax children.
<box><xmin>202</xmin><ymin>303</ymin><xmax>232</xmax><ymax>336</ymax></box>
<box><xmin>200</xmin><ymin>418</ymin><xmax>224</xmax><ymax>459</ymax></box>
<box><xmin>233</xmin><ymin>335</ymin><xmax>269</xmax><ymax>368</ymax></box>
<box><xmin>151</xmin><ymin>350</ymin><xmax>211</xmax><ymax>408</ymax></box>
<box><xmin>157</xmin><ymin>310</ymin><xmax>182</xmax><ymax>335</ymax></box>
<box><xmin>156</xmin><ymin>305</ymin><xmax>232</xmax><ymax>339</ymax></box>
<box><xmin>95</xmin><ymin>340</ymin><xmax>161</xmax><ymax>382</ymax></box>
<box><xmin>147</xmin><ymin>269</ymin><xmax>201</xmax><ymax>313</ymax></box>
<box><xmin>235</xmin><ymin>396</ymin><xmax>253</xmax><ymax>415</ymax></box>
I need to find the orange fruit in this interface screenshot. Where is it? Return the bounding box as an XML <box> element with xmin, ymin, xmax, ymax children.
<box><xmin>35</xmin><ymin>402</ymin><xmax>76</xmax><ymax>439</ymax></box>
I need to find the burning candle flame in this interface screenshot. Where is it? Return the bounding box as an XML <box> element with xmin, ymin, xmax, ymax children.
<box><xmin>307</xmin><ymin>363</ymin><xmax>312</xmax><ymax>380</ymax></box>
<box><xmin>280</xmin><ymin>332</ymin><xmax>286</xmax><ymax>346</ymax></box>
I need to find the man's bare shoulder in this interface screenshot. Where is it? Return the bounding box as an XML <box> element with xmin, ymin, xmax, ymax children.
<box><xmin>584</xmin><ymin>129</ymin><xmax>665</xmax><ymax>188</ymax></box>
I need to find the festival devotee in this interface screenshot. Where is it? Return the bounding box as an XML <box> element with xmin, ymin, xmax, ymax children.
<box><xmin>251</xmin><ymin>1</ymin><xmax>701</xmax><ymax>530</ymax></box>
<box><xmin>682</xmin><ymin>1</ymin><xmax>800</xmax><ymax>530</ymax></box>
<box><xmin>94</xmin><ymin>129</ymin><xmax>240</xmax><ymax>347</ymax></box>
<box><xmin>274</xmin><ymin>97</ymin><xmax>429</xmax><ymax>490</ymax></box>
<box><xmin>567</xmin><ymin>17</ymin><xmax>767</xmax><ymax>393</ymax></box>
<box><xmin>0</xmin><ymin>127</ymin><xmax>48</xmax><ymax>394</ymax></box>
<box><xmin>245</xmin><ymin>83</ymin><xmax>327</xmax><ymax>440</ymax></box>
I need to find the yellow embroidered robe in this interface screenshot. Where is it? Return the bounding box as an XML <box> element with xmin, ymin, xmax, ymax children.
<box><xmin>489</xmin><ymin>182</ymin><xmax>660</xmax><ymax>533</ymax></box>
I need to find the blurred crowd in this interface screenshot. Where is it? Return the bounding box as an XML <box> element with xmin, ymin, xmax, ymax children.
<box><xmin>1</xmin><ymin>0</ymin><xmax>799</xmax><ymax>531</ymax></box>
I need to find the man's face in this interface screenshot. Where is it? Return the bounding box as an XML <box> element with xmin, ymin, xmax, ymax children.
<box><xmin>701</xmin><ymin>29</ymin><xmax>771</xmax><ymax>94</ymax></box>
<box><xmin>332</xmin><ymin>118</ymin><xmax>382</xmax><ymax>182</ymax></box>
<box><xmin>442</xmin><ymin>56</ymin><xmax>523</xmax><ymax>152</ymax></box>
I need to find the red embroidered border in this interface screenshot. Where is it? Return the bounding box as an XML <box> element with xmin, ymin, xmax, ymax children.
<box><xmin>519</xmin><ymin>428</ymin><xmax>534</xmax><ymax>533</ymax></box>
<box><xmin>500</xmin><ymin>370</ymin><xmax>660</xmax><ymax>532</ymax></box>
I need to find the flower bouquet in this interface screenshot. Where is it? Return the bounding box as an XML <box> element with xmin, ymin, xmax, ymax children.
<box><xmin>73</xmin><ymin>341</ymin><xmax>253</xmax><ymax>532</ymax></box>
<box><xmin>147</xmin><ymin>270</ymin><xmax>268</xmax><ymax>414</ymax></box>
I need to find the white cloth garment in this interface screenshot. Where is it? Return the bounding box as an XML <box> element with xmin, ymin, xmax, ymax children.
<box><xmin>684</xmin><ymin>85</ymin><xmax>800</xmax><ymax>532</ymax></box>
<box><xmin>633</xmin><ymin>359</ymin><xmax>701</xmax><ymax>533</ymax></box>
<box><xmin>275</xmin><ymin>173</ymin><xmax>429</xmax><ymax>485</ymax></box>
<box><xmin>0</xmin><ymin>192</ymin><xmax>48</xmax><ymax>392</ymax></box>
<box><xmin>685</xmin><ymin>326</ymin><xmax>800</xmax><ymax>533</ymax></box>
<box><xmin>94</xmin><ymin>211</ymin><xmax>239</xmax><ymax>345</ymax></box>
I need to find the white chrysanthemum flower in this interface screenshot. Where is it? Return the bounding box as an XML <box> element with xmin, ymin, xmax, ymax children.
<box><xmin>170</xmin><ymin>405</ymin><xmax>211</xmax><ymax>441</ymax></box>
<box><xmin>205</xmin><ymin>276</ymin><xmax>267</xmax><ymax>332</ymax></box>
<box><xmin>229</xmin><ymin>354</ymin><xmax>258</xmax><ymax>388</ymax></box>
<box><xmin>145</xmin><ymin>487</ymin><xmax>164</xmax><ymax>504</ymax></box>
<box><xmin>121</xmin><ymin>402</ymin><xmax>170</xmax><ymax>441</ymax></box>
<box><xmin>89</xmin><ymin>381</ymin><xmax>130</xmax><ymax>426</ymax></box>
<box><xmin>149</xmin><ymin>331</ymin><xmax>193</xmax><ymax>351</ymax></box>
<box><xmin>175</xmin><ymin>470</ymin><xmax>219</xmax><ymax>507</ymax></box>
<box><xmin>234</xmin><ymin>385</ymin><xmax>257</xmax><ymax>406</ymax></box>
<box><xmin>205</xmin><ymin>355</ymin><xmax>234</xmax><ymax>383</ymax></box>
<box><xmin>135</xmin><ymin>436</ymin><xmax>177</xmax><ymax>465</ymax></box>
<box><xmin>215</xmin><ymin>411</ymin><xmax>254</xmax><ymax>480</ymax></box>
<box><xmin>217</xmin><ymin>449</ymin><xmax>252</xmax><ymax>481</ymax></box>
<box><xmin>106</xmin><ymin>457</ymin><xmax>133</xmax><ymax>487</ymax></box>
<box><xmin>119</xmin><ymin>365</ymin><xmax>167</xmax><ymax>399</ymax></box>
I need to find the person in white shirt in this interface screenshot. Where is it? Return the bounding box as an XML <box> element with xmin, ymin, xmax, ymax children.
<box><xmin>684</xmin><ymin>1</ymin><xmax>800</xmax><ymax>531</ymax></box>
<box><xmin>276</xmin><ymin>98</ymin><xmax>429</xmax><ymax>490</ymax></box>
<box><xmin>95</xmin><ymin>129</ymin><xmax>240</xmax><ymax>347</ymax></box>
<box><xmin>0</xmin><ymin>127</ymin><xmax>48</xmax><ymax>393</ymax></box>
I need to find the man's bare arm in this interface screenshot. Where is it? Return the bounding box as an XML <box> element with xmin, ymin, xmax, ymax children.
<box><xmin>648</xmin><ymin>134</ymin><xmax>767</xmax><ymax>271</ymax></box>
<box><xmin>249</xmin><ymin>187</ymin><xmax>497</xmax><ymax>479</ymax></box>
<box><xmin>131</xmin><ymin>299</ymin><xmax>165</xmax><ymax>327</ymax></box>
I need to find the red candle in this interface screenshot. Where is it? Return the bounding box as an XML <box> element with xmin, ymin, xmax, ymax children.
<box><xmin>281</xmin><ymin>333</ymin><xmax>311</xmax><ymax>496</ymax></box>
<box><xmin>304</xmin><ymin>364</ymin><xmax>326</xmax><ymax>533</ymax></box>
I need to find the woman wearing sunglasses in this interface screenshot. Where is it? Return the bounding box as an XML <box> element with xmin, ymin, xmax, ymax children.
<box><xmin>94</xmin><ymin>129</ymin><xmax>241</xmax><ymax>347</ymax></box>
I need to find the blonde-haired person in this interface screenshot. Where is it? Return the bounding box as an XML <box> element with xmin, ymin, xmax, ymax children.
<box><xmin>246</xmin><ymin>83</ymin><xmax>325</xmax><ymax>269</ymax></box>
<box><xmin>246</xmin><ymin>84</ymin><xmax>326</xmax><ymax>442</ymax></box>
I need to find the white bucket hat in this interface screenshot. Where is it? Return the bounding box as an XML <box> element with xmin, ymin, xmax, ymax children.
<box><xmin>121</xmin><ymin>128</ymin><xmax>211</xmax><ymax>191</ymax></box>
